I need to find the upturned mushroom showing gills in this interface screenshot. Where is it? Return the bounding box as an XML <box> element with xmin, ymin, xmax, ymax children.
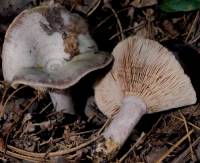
<box><xmin>94</xmin><ymin>36</ymin><xmax>196</xmax><ymax>159</ymax></box>
<box><xmin>2</xmin><ymin>5</ymin><xmax>113</xmax><ymax>114</ymax></box>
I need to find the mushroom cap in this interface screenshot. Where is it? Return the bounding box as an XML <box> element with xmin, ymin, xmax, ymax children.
<box><xmin>2</xmin><ymin>6</ymin><xmax>112</xmax><ymax>89</ymax></box>
<box><xmin>95</xmin><ymin>36</ymin><xmax>196</xmax><ymax>117</ymax></box>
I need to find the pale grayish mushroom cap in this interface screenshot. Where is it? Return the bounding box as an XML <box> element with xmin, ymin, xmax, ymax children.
<box><xmin>2</xmin><ymin>5</ymin><xmax>113</xmax><ymax>90</ymax></box>
<box><xmin>95</xmin><ymin>36</ymin><xmax>196</xmax><ymax>117</ymax></box>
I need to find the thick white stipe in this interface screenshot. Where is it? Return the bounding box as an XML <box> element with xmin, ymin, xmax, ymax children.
<box><xmin>103</xmin><ymin>96</ymin><xmax>147</xmax><ymax>146</ymax></box>
<box><xmin>49</xmin><ymin>90</ymin><xmax>74</xmax><ymax>114</ymax></box>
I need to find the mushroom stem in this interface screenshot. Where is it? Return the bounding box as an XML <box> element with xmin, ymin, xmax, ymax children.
<box><xmin>102</xmin><ymin>96</ymin><xmax>147</xmax><ymax>152</ymax></box>
<box><xmin>49</xmin><ymin>90</ymin><xmax>75</xmax><ymax>114</ymax></box>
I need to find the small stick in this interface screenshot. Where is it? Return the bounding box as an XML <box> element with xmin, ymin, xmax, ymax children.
<box><xmin>66</xmin><ymin>152</ymin><xmax>80</xmax><ymax>159</ymax></box>
<box><xmin>50</xmin><ymin>135</ymin><xmax>102</xmax><ymax>157</ymax></box>
<box><xmin>87</xmin><ymin>0</ymin><xmax>102</xmax><ymax>16</ymax></box>
<box><xmin>94</xmin><ymin>7</ymin><xmax>131</xmax><ymax>31</ymax></box>
<box><xmin>145</xmin><ymin>115</ymin><xmax>163</xmax><ymax>137</ymax></box>
<box><xmin>0</xmin><ymin>82</ymin><xmax>9</xmax><ymax>105</ymax></box>
<box><xmin>39</xmin><ymin>102</ymin><xmax>52</xmax><ymax>114</ymax></box>
<box><xmin>1</xmin><ymin>85</ymin><xmax>27</xmax><ymax>117</ymax></box>
<box><xmin>7</xmin><ymin>135</ymin><xmax>102</xmax><ymax>158</ymax></box>
<box><xmin>178</xmin><ymin>110</ymin><xmax>195</xmax><ymax>161</ymax></box>
<box><xmin>156</xmin><ymin>129</ymin><xmax>194</xmax><ymax>163</ymax></box>
<box><xmin>185</xmin><ymin>11</ymin><xmax>199</xmax><ymax>42</ymax></box>
<box><xmin>172</xmin><ymin>115</ymin><xmax>200</xmax><ymax>130</ymax></box>
<box><xmin>189</xmin><ymin>33</ymin><xmax>200</xmax><ymax>44</ymax></box>
<box><xmin>97</xmin><ymin>118</ymin><xmax>112</xmax><ymax>135</ymax></box>
<box><xmin>107</xmin><ymin>6</ymin><xmax>125</xmax><ymax>40</ymax></box>
<box><xmin>109</xmin><ymin>23</ymin><xmax>145</xmax><ymax>40</ymax></box>
<box><xmin>0</xmin><ymin>150</ymin><xmax>43</xmax><ymax>162</ymax></box>
<box><xmin>119</xmin><ymin>132</ymin><xmax>145</xmax><ymax>162</ymax></box>
<box><xmin>171</xmin><ymin>137</ymin><xmax>200</xmax><ymax>163</ymax></box>
<box><xmin>73</xmin><ymin>129</ymin><xmax>97</xmax><ymax>136</ymax></box>
<box><xmin>4</xmin><ymin>95</ymin><xmax>38</xmax><ymax>155</ymax></box>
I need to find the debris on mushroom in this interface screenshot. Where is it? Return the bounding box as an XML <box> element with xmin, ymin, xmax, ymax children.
<box><xmin>94</xmin><ymin>36</ymin><xmax>196</xmax><ymax>160</ymax></box>
<box><xmin>2</xmin><ymin>5</ymin><xmax>113</xmax><ymax>114</ymax></box>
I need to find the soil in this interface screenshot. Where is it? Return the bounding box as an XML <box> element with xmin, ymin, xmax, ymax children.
<box><xmin>0</xmin><ymin>0</ymin><xmax>200</xmax><ymax>162</ymax></box>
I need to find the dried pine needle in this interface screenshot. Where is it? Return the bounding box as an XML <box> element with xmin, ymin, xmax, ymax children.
<box><xmin>178</xmin><ymin>110</ymin><xmax>195</xmax><ymax>161</ymax></box>
<box><xmin>156</xmin><ymin>129</ymin><xmax>194</xmax><ymax>163</ymax></box>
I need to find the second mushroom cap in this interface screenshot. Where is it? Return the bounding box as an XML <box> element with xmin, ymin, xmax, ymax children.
<box><xmin>95</xmin><ymin>36</ymin><xmax>196</xmax><ymax>117</ymax></box>
<box><xmin>93</xmin><ymin>36</ymin><xmax>196</xmax><ymax>161</ymax></box>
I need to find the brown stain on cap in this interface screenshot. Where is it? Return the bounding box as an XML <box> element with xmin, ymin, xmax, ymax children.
<box><xmin>40</xmin><ymin>6</ymin><xmax>89</xmax><ymax>58</ymax></box>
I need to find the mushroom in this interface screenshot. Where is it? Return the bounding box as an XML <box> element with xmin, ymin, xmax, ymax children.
<box><xmin>2</xmin><ymin>5</ymin><xmax>113</xmax><ymax>114</ymax></box>
<box><xmin>94</xmin><ymin>36</ymin><xmax>196</xmax><ymax>159</ymax></box>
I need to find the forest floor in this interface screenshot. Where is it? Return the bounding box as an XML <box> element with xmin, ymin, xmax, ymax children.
<box><xmin>0</xmin><ymin>0</ymin><xmax>200</xmax><ymax>162</ymax></box>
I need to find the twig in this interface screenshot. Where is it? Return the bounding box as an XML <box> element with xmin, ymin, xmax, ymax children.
<box><xmin>156</xmin><ymin>129</ymin><xmax>194</xmax><ymax>163</ymax></box>
<box><xmin>94</xmin><ymin>7</ymin><xmax>132</xmax><ymax>32</ymax></box>
<box><xmin>107</xmin><ymin>6</ymin><xmax>125</xmax><ymax>40</ymax></box>
<box><xmin>87</xmin><ymin>0</ymin><xmax>102</xmax><ymax>16</ymax></box>
<box><xmin>0</xmin><ymin>82</ymin><xmax>9</xmax><ymax>105</ymax></box>
<box><xmin>119</xmin><ymin>132</ymin><xmax>146</xmax><ymax>162</ymax></box>
<box><xmin>145</xmin><ymin>115</ymin><xmax>163</xmax><ymax>137</ymax></box>
<box><xmin>39</xmin><ymin>137</ymin><xmax>54</xmax><ymax>147</ymax></box>
<box><xmin>0</xmin><ymin>150</ymin><xmax>44</xmax><ymax>162</ymax></box>
<box><xmin>189</xmin><ymin>33</ymin><xmax>200</xmax><ymax>44</ymax></box>
<box><xmin>185</xmin><ymin>11</ymin><xmax>199</xmax><ymax>42</ymax></box>
<box><xmin>171</xmin><ymin>137</ymin><xmax>200</xmax><ymax>163</ymax></box>
<box><xmin>97</xmin><ymin>118</ymin><xmax>112</xmax><ymax>135</ymax></box>
<box><xmin>178</xmin><ymin>110</ymin><xmax>195</xmax><ymax>161</ymax></box>
<box><xmin>73</xmin><ymin>129</ymin><xmax>97</xmax><ymax>136</ymax></box>
<box><xmin>109</xmin><ymin>23</ymin><xmax>145</xmax><ymax>40</ymax></box>
<box><xmin>39</xmin><ymin>102</ymin><xmax>52</xmax><ymax>114</ymax></box>
<box><xmin>66</xmin><ymin>152</ymin><xmax>80</xmax><ymax>159</ymax></box>
<box><xmin>5</xmin><ymin>95</ymin><xmax>38</xmax><ymax>156</ymax></box>
<box><xmin>7</xmin><ymin>135</ymin><xmax>102</xmax><ymax>158</ymax></box>
<box><xmin>1</xmin><ymin>85</ymin><xmax>27</xmax><ymax>117</ymax></box>
<box><xmin>172</xmin><ymin>114</ymin><xmax>200</xmax><ymax>130</ymax></box>
<box><xmin>47</xmin><ymin>136</ymin><xmax>101</xmax><ymax>157</ymax></box>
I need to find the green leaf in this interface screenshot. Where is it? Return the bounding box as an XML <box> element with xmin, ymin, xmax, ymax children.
<box><xmin>159</xmin><ymin>0</ymin><xmax>200</xmax><ymax>12</ymax></box>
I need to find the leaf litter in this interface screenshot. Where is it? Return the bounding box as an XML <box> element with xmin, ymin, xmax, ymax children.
<box><xmin>0</xmin><ymin>0</ymin><xmax>200</xmax><ymax>162</ymax></box>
